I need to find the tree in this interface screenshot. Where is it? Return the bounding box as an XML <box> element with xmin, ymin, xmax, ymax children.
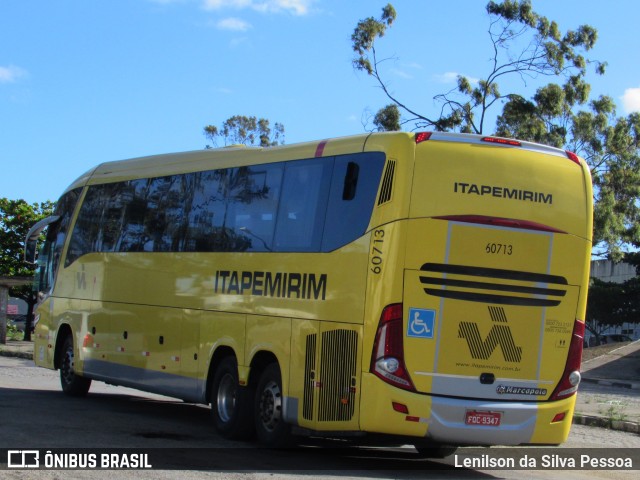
<box><xmin>0</xmin><ymin>198</ymin><xmax>54</xmax><ymax>341</ymax></box>
<box><xmin>352</xmin><ymin>1</ymin><xmax>640</xmax><ymax>260</ymax></box>
<box><xmin>204</xmin><ymin>115</ymin><xmax>285</xmax><ymax>148</ymax></box>
<box><xmin>352</xmin><ymin>1</ymin><xmax>605</xmax><ymax>134</ymax></box>
<box><xmin>586</xmin><ymin>265</ymin><xmax>640</xmax><ymax>344</ymax></box>
<box><xmin>497</xmin><ymin>96</ymin><xmax>640</xmax><ymax>260</ymax></box>
<box><xmin>586</xmin><ymin>279</ymin><xmax>624</xmax><ymax>342</ymax></box>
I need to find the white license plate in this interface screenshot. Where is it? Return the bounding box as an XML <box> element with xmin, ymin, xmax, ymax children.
<box><xmin>465</xmin><ymin>410</ymin><xmax>501</xmax><ymax>426</ymax></box>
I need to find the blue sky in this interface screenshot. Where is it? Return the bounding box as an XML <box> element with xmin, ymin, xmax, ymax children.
<box><xmin>2</xmin><ymin>0</ymin><xmax>640</xmax><ymax>205</ymax></box>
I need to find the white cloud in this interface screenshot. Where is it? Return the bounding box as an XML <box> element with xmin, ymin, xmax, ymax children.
<box><xmin>0</xmin><ymin>65</ymin><xmax>27</xmax><ymax>83</ymax></box>
<box><xmin>622</xmin><ymin>86</ymin><xmax>640</xmax><ymax>114</ymax></box>
<box><xmin>202</xmin><ymin>0</ymin><xmax>313</xmax><ymax>15</ymax></box>
<box><xmin>433</xmin><ymin>71</ymin><xmax>479</xmax><ymax>85</ymax></box>
<box><xmin>391</xmin><ymin>68</ymin><xmax>413</xmax><ymax>80</ymax></box>
<box><xmin>216</xmin><ymin>17</ymin><xmax>252</xmax><ymax>31</ymax></box>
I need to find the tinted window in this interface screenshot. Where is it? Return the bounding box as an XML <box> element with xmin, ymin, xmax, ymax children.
<box><xmin>67</xmin><ymin>184</ymin><xmax>114</xmax><ymax>265</ymax></box>
<box><xmin>39</xmin><ymin>188</ymin><xmax>81</xmax><ymax>288</ymax></box>
<box><xmin>322</xmin><ymin>152</ymin><xmax>386</xmax><ymax>252</ymax></box>
<box><xmin>184</xmin><ymin>170</ymin><xmax>228</xmax><ymax>252</ymax></box>
<box><xmin>226</xmin><ymin>164</ymin><xmax>283</xmax><ymax>252</ymax></box>
<box><xmin>273</xmin><ymin>158</ymin><xmax>332</xmax><ymax>252</ymax></box>
<box><xmin>65</xmin><ymin>151</ymin><xmax>385</xmax><ymax>263</ymax></box>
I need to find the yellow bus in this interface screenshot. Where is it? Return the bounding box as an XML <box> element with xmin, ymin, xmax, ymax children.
<box><xmin>26</xmin><ymin>132</ymin><xmax>592</xmax><ymax>454</ymax></box>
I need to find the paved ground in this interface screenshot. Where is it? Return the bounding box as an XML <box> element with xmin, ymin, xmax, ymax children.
<box><xmin>2</xmin><ymin>338</ymin><xmax>639</xmax><ymax>433</ymax></box>
<box><xmin>574</xmin><ymin>341</ymin><xmax>640</xmax><ymax>431</ymax></box>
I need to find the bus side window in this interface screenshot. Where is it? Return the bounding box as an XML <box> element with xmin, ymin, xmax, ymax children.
<box><xmin>226</xmin><ymin>164</ymin><xmax>283</xmax><ymax>252</ymax></box>
<box><xmin>67</xmin><ymin>185</ymin><xmax>111</xmax><ymax>264</ymax></box>
<box><xmin>322</xmin><ymin>153</ymin><xmax>386</xmax><ymax>252</ymax></box>
<box><xmin>273</xmin><ymin>158</ymin><xmax>332</xmax><ymax>252</ymax></box>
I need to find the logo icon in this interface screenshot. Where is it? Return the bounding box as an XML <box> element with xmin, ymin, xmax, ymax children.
<box><xmin>458</xmin><ymin>307</ymin><xmax>522</xmax><ymax>362</ymax></box>
<box><xmin>408</xmin><ymin>308</ymin><xmax>435</xmax><ymax>339</ymax></box>
<box><xmin>8</xmin><ymin>450</ymin><xmax>40</xmax><ymax>469</ymax></box>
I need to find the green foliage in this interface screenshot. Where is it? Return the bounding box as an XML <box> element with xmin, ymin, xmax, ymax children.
<box><xmin>351</xmin><ymin>1</ymin><xmax>638</xmax><ymax>260</ymax></box>
<box><xmin>204</xmin><ymin>115</ymin><xmax>285</xmax><ymax>148</ymax></box>
<box><xmin>1</xmin><ymin>198</ymin><xmax>53</xmax><ymax>340</ymax></box>
<box><xmin>6</xmin><ymin>323</ymin><xmax>22</xmax><ymax>341</ymax></box>
<box><xmin>0</xmin><ymin>198</ymin><xmax>54</xmax><ymax>301</ymax></box>
<box><xmin>586</xmin><ymin>275</ymin><xmax>640</xmax><ymax>337</ymax></box>
<box><xmin>373</xmin><ymin>104</ymin><xmax>401</xmax><ymax>131</ymax></box>
<box><xmin>352</xmin><ymin>1</ymin><xmax>605</xmax><ymax>134</ymax></box>
<box><xmin>351</xmin><ymin>3</ymin><xmax>396</xmax><ymax>76</ymax></box>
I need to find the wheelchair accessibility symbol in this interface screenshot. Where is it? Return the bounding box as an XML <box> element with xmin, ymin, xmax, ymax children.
<box><xmin>408</xmin><ymin>308</ymin><xmax>435</xmax><ymax>339</ymax></box>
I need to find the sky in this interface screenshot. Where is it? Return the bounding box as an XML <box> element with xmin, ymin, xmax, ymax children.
<box><xmin>2</xmin><ymin>0</ymin><xmax>640</xmax><ymax>205</ymax></box>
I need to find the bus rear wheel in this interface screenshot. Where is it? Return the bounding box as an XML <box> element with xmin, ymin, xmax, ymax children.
<box><xmin>210</xmin><ymin>356</ymin><xmax>254</xmax><ymax>440</ymax></box>
<box><xmin>254</xmin><ymin>363</ymin><xmax>292</xmax><ymax>447</ymax></box>
<box><xmin>59</xmin><ymin>334</ymin><xmax>91</xmax><ymax>397</ymax></box>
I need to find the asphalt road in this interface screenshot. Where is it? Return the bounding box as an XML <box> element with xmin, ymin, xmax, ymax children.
<box><xmin>0</xmin><ymin>356</ymin><xmax>638</xmax><ymax>480</ymax></box>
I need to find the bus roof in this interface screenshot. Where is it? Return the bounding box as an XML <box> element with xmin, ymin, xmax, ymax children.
<box><xmin>62</xmin><ymin>131</ymin><xmax>581</xmax><ymax>195</ymax></box>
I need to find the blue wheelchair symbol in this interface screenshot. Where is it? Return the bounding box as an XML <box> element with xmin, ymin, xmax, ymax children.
<box><xmin>407</xmin><ymin>308</ymin><xmax>435</xmax><ymax>339</ymax></box>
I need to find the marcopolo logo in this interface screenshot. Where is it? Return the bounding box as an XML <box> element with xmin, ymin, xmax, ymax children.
<box><xmin>496</xmin><ymin>385</ymin><xmax>547</xmax><ymax>396</ymax></box>
<box><xmin>458</xmin><ymin>306</ymin><xmax>522</xmax><ymax>363</ymax></box>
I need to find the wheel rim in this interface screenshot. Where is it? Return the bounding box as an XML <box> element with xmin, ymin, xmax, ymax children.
<box><xmin>258</xmin><ymin>380</ymin><xmax>282</xmax><ymax>432</ymax></box>
<box><xmin>61</xmin><ymin>346</ymin><xmax>75</xmax><ymax>386</ymax></box>
<box><xmin>216</xmin><ymin>373</ymin><xmax>237</xmax><ymax>423</ymax></box>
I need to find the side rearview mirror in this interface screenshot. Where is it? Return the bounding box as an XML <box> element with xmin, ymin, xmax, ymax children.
<box><xmin>24</xmin><ymin>215</ymin><xmax>60</xmax><ymax>264</ymax></box>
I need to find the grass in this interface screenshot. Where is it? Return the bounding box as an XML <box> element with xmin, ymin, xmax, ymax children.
<box><xmin>5</xmin><ymin>324</ymin><xmax>24</xmax><ymax>341</ymax></box>
<box><xmin>598</xmin><ymin>401</ymin><xmax>629</xmax><ymax>423</ymax></box>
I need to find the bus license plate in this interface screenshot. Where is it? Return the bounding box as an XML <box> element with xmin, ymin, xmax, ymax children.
<box><xmin>465</xmin><ymin>410</ymin><xmax>501</xmax><ymax>427</ymax></box>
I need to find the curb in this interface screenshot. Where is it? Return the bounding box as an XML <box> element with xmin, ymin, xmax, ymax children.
<box><xmin>573</xmin><ymin>414</ymin><xmax>640</xmax><ymax>434</ymax></box>
<box><xmin>581</xmin><ymin>377</ymin><xmax>640</xmax><ymax>390</ymax></box>
<box><xmin>0</xmin><ymin>348</ymin><xmax>33</xmax><ymax>360</ymax></box>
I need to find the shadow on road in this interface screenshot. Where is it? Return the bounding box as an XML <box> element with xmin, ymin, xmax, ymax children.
<box><xmin>0</xmin><ymin>386</ymin><xmax>496</xmax><ymax>478</ymax></box>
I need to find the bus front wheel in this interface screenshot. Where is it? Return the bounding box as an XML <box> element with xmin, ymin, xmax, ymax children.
<box><xmin>59</xmin><ymin>334</ymin><xmax>91</xmax><ymax>397</ymax></box>
<box><xmin>254</xmin><ymin>363</ymin><xmax>292</xmax><ymax>447</ymax></box>
<box><xmin>210</xmin><ymin>356</ymin><xmax>254</xmax><ymax>440</ymax></box>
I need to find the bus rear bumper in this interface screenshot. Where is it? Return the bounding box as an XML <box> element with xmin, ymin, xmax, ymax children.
<box><xmin>360</xmin><ymin>373</ymin><xmax>575</xmax><ymax>446</ymax></box>
<box><xmin>424</xmin><ymin>395</ymin><xmax>574</xmax><ymax>446</ymax></box>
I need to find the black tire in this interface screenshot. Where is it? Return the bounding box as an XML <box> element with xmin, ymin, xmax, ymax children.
<box><xmin>254</xmin><ymin>363</ymin><xmax>292</xmax><ymax>447</ymax></box>
<box><xmin>210</xmin><ymin>356</ymin><xmax>255</xmax><ymax>440</ymax></box>
<box><xmin>59</xmin><ymin>334</ymin><xmax>91</xmax><ymax>397</ymax></box>
<box><xmin>414</xmin><ymin>445</ymin><xmax>458</xmax><ymax>458</ymax></box>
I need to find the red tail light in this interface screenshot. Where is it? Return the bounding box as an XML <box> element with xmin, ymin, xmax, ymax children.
<box><xmin>371</xmin><ymin>304</ymin><xmax>415</xmax><ymax>391</ymax></box>
<box><xmin>415</xmin><ymin>132</ymin><xmax>432</xmax><ymax>144</ymax></box>
<box><xmin>565</xmin><ymin>150</ymin><xmax>581</xmax><ymax>166</ymax></box>
<box><xmin>549</xmin><ymin>319</ymin><xmax>585</xmax><ymax>401</ymax></box>
<box><xmin>481</xmin><ymin>136</ymin><xmax>522</xmax><ymax>147</ymax></box>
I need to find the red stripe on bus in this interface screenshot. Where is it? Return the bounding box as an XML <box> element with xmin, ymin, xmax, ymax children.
<box><xmin>315</xmin><ymin>140</ymin><xmax>328</xmax><ymax>157</ymax></box>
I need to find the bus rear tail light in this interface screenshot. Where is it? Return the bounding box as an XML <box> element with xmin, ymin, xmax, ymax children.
<box><xmin>565</xmin><ymin>150</ymin><xmax>581</xmax><ymax>165</ymax></box>
<box><xmin>371</xmin><ymin>304</ymin><xmax>416</xmax><ymax>392</ymax></box>
<box><xmin>549</xmin><ymin>319</ymin><xmax>585</xmax><ymax>401</ymax></box>
<box><xmin>481</xmin><ymin>136</ymin><xmax>522</xmax><ymax>147</ymax></box>
<box><xmin>415</xmin><ymin>132</ymin><xmax>432</xmax><ymax>144</ymax></box>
